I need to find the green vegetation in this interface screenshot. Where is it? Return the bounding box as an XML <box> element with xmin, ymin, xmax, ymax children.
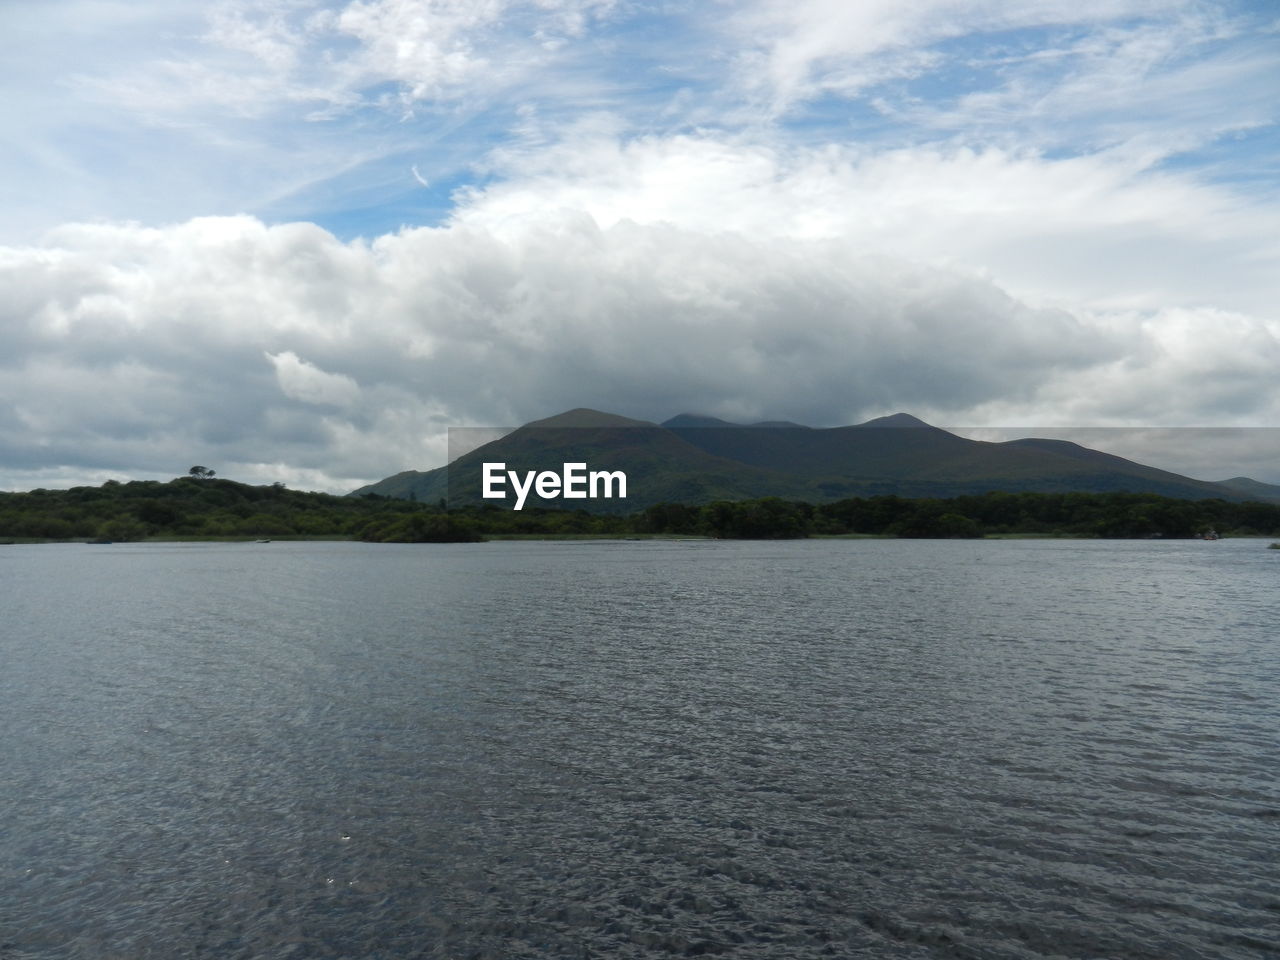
<box><xmin>0</xmin><ymin>477</ymin><xmax>408</xmax><ymax>542</ymax></box>
<box><xmin>636</xmin><ymin>491</ymin><xmax>1278</xmax><ymax>539</ymax></box>
<box><xmin>3</xmin><ymin>477</ymin><xmax>1279</xmax><ymax>543</ymax></box>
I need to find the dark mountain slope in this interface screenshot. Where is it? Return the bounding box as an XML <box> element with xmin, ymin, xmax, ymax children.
<box><xmin>1214</xmin><ymin>476</ymin><xmax>1280</xmax><ymax>502</ymax></box>
<box><xmin>353</xmin><ymin>408</ymin><xmax>1274</xmax><ymax>507</ymax></box>
<box><xmin>352</xmin><ymin>408</ymin><xmax>802</xmax><ymax>510</ymax></box>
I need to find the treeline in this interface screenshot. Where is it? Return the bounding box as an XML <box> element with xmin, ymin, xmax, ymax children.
<box><xmin>3</xmin><ymin>477</ymin><xmax>1279</xmax><ymax>542</ymax></box>
<box><xmin>0</xmin><ymin>477</ymin><xmax>415</xmax><ymax>541</ymax></box>
<box><xmin>654</xmin><ymin>491</ymin><xmax>1280</xmax><ymax>539</ymax></box>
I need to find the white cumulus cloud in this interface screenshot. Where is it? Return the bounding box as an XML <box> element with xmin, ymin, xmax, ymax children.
<box><xmin>2</xmin><ymin>210</ymin><xmax>1278</xmax><ymax>493</ymax></box>
<box><xmin>1</xmin><ymin>1</ymin><xmax>1278</xmax><ymax>493</ymax></box>
<box><xmin>268</xmin><ymin>350</ymin><xmax>362</xmax><ymax>408</ymax></box>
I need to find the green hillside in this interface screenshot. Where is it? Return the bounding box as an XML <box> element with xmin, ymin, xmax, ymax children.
<box><xmin>0</xmin><ymin>476</ymin><xmax>410</xmax><ymax>541</ymax></box>
<box><xmin>5</xmin><ymin>477</ymin><xmax>1280</xmax><ymax>543</ymax></box>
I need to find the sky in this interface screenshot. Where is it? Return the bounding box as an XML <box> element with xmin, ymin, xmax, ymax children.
<box><xmin>1</xmin><ymin>0</ymin><xmax>1278</xmax><ymax>492</ymax></box>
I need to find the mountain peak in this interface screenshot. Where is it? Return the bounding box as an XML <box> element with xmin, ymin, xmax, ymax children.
<box><xmin>524</xmin><ymin>408</ymin><xmax>656</xmax><ymax>429</ymax></box>
<box><xmin>856</xmin><ymin>412</ymin><xmax>933</xmax><ymax>429</ymax></box>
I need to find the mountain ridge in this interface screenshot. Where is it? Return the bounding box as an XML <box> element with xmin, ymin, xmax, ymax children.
<box><xmin>349</xmin><ymin>409</ymin><xmax>1279</xmax><ymax>508</ymax></box>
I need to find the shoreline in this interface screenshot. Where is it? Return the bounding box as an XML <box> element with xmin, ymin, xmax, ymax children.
<box><xmin>5</xmin><ymin>533</ymin><xmax>1274</xmax><ymax>545</ymax></box>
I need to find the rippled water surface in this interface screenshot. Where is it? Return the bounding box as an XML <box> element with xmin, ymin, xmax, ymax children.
<box><xmin>2</xmin><ymin>538</ymin><xmax>1278</xmax><ymax>958</ymax></box>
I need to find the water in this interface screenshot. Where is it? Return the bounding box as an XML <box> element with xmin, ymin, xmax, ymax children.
<box><xmin>1</xmin><ymin>538</ymin><xmax>1277</xmax><ymax>959</ymax></box>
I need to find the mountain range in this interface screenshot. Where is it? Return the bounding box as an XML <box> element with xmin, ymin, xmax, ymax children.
<box><xmin>350</xmin><ymin>408</ymin><xmax>1280</xmax><ymax>510</ymax></box>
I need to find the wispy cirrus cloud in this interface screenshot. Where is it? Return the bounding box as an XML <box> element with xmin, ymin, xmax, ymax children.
<box><xmin>724</xmin><ymin>0</ymin><xmax>1198</xmax><ymax>114</ymax></box>
<box><xmin>6</xmin><ymin>0</ymin><xmax>1276</xmax><ymax>241</ymax></box>
<box><xmin>1</xmin><ymin>0</ymin><xmax>630</xmax><ymax>241</ymax></box>
<box><xmin>74</xmin><ymin>0</ymin><xmax>624</xmax><ymax>119</ymax></box>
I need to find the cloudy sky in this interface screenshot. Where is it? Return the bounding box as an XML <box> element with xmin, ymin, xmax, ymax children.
<box><xmin>2</xmin><ymin>0</ymin><xmax>1278</xmax><ymax>492</ymax></box>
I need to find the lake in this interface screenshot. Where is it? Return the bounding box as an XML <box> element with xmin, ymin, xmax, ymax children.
<box><xmin>1</xmin><ymin>538</ymin><xmax>1277</xmax><ymax>958</ymax></box>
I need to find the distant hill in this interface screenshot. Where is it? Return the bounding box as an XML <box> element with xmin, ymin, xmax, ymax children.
<box><xmin>663</xmin><ymin>413</ymin><xmax>1254</xmax><ymax>502</ymax></box>
<box><xmin>1215</xmin><ymin>476</ymin><xmax>1280</xmax><ymax>501</ymax></box>
<box><xmin>350</xmin><ymin>408</ymin><xmax>1280</xmax><ymax>509</ymax></box>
